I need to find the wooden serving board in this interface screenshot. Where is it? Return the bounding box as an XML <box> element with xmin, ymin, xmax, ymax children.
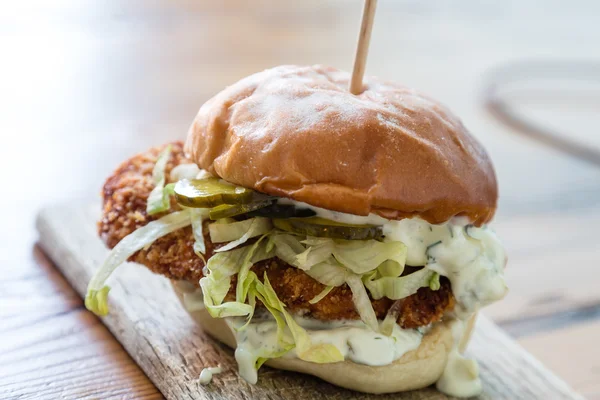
<box><xmin>36</xmin><ymin>203</ymin><xmax>583</xmax><ymax>400</ymax></box>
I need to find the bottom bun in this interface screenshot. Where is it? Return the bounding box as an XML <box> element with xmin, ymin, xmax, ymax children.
<box><xmin>172</xmin><ymin>281</ymin><xmax>473</xmax><ymax>394</ymax></box>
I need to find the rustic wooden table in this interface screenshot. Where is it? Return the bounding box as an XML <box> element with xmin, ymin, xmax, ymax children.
<box><xmin>2</xmin><ymin>1</ymin><xmax>600</xmax><ymax>399</ymax></box>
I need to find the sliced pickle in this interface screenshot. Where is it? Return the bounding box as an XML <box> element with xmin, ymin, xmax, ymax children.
<box><xmin>272</xmin><ymin>217</ymin><xmax>384</xmax><ymax>240</ymax></box>
<box><xmin>209</xmin><ymin>200</ymin><xmax>274</xmax><ymax>220</ymax></box>
<box><xmin>246</xmin><ymin>204</ymin><xmax>317</xmax><ymax>219</ymax></box>
<box><xmin>174</xmin><ymin>178</ymin><xmax>255</xmax><ymax>208</ymax></box>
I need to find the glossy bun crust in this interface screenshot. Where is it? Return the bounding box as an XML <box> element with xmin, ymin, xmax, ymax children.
<box><xmin>185</xmin><ymin>65</ymin><xmax>497</xmax><ymax>225</ymax></box>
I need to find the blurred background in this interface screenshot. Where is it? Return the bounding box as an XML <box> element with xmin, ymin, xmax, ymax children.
<box><xmin>2</xmin><ymin>0</ymin><xmax>600</xmax><ymax>397</ymax></box>
<box><xmin>2</xmin><ymin>0</ymin><xmax>599</xmax><ymax>212</ymax></box>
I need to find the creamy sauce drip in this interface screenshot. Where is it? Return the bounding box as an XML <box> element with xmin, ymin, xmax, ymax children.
<box><xmin>436</xmin><ymin>320</ymin><xmax>482</xmax><ymax>397</ymax></box>
<box><xmin>278</xmin><ymin>198</ymin><xmax>508</xmax><ymax>317</ymax></box>
<box><xmin>199</xmin><ymin>366</ymin><xmax>222</xmax><ymax>385</ymax></box>
<box><xmin>227</xmin><ymin>316</ymin><xmax>423</xmax><ymax>384</ymax></box>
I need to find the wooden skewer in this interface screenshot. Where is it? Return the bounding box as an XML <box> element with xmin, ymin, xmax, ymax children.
<box><xmin>349</xmin><ymin>0</ymin><xmax>378</xmax><ymax>95</ymax></box>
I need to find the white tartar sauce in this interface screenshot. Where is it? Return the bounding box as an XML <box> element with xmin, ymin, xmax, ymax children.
<box><xmin>169</xmin><ymin>164</ymin><xmax>214</xmax><ymax>182</ymax></box>
<box><xmin>436</xmin><ymin>320</ymin><xmax>482</xmax><ymax>397</ymax></box>
<box><xmin>169</xmin><ymin>163</ymin><xmax>200</xmax><ymax>181</ymax></box>
<box><xmin>227</xmin><ymin>316</ymin><xmax>423</xmax><ymax>384</ymax></box>
<box><xmin>199</xmin><ymin>366</ymin><xmax>222</xmax><ymax>385</ymax></box>
<box><xmin>278</xmin><ymin>198</ymin><xmax>508</xmax><ymax>317</ymax></box>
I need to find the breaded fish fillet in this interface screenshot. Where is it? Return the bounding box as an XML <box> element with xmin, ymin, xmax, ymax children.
<box><xmin>98</xmin><ymin>143</ymin><xmax>455</xmax><ymax>329</ymax></box>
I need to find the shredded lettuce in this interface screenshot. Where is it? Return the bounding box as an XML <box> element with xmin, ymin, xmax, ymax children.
<box><xmin>209</xmin><ymin>269</ymin><xmax>343</xmax><ymax>368</ymax></box>
<box><xmin>201</xmin><ymin>247</ymin><xmax>255</xmax><ymax>318</ymax></box>
<box><xmin>190</xmin><ymin>208</ymin><xmax>209</xmax><ymax>259</ymax></box>
<box><xmin>146</xmin><ymin>145</ymin><xmax>173</xmax><ymax>215</ymax></box>
<box><xmin>260</xmin><ymin>274</ymin><xmax>344</xmax><ymax>363</ymax></box>
<box><xmin>201</xmin><ymin>235</ymin><xmax>342</xmax><ymax>364</ymax></box>
<box><xmin>268</xmin><ymin>234</ymin><xmax>408</xmax><ymax>281</ymax></box>
<box><xmin>205</xmin><ymin>243</ymin><xmax>249</xmax><ymax>280</ymax></box>
<box><xmin>269</xmin><ymin>233</ymin><xmax>307</xmax><ymax>268</ymax></box>
<box><xmin>211</xmin><ymin>218</ymin><xmax>272</xmax><ymax>252</ymax></box>
<box><xmin>332</xmin><ymin>240</ymin><xmax>407</xmax><ymax>275</ymax></box>
<box><xmin>309</xmin><ymin>286</ymin><xmax>334</xmax><ymax>304</ymax></box>
<box><xmin>345</xmin><ymin>273</ymin><xmax>379</xmax><ymax>332</ymax></box>
<box><xmin>258</xmin><ymin>234</ymin><xmax>410</xmax><ymax>331</ymax></box>
<box><xmin>253</xmin><ymin>278</ymin><xmax>292</xmax><ymax>348</ymax></box>
<box><xmin>269</xmin><ymin>234</ymin><xmax>407</xmax><ymax>278</ymax></box>
<box><xmin>205</xmin><ymin>237</ymin><xmax>273</xmax><ymax>281</ymax></box>
<box><xmin>429</xmin><ymin>272</ymin><xmax>441</xmax><ymax>290</ymax></box>
<box><xmin>296</xmin><ymin>238</ymin><xmax>335</xmax><ymax>269</ymax></box>
<box><xmin>205</xmin><ymin>273</ymin><xmax>231</xmax><ymax>304</ymax></box>
<box><xmin>199</xmin><ymin>237</ymin><xmax>274</xmax><ymax>320</ymax></box>
<box><xmin>380</xmin><ymin>299</ymin><xmax>405</xmax><ymax>336</ymax></box>
<box><xmin>209</xmin><ymin>218</ymin><xmax>270</xmax><ymax>243</ymax></box>
<box><xmin>305</xmin><ymin>259</ymin><xmax>347</xmax><ymax>286</ymax></box>
<box><xmin>85</xmin><ymin>286</ymin><xmax>110</xmax><ymax>316</ymax></box>
<box><xmin>242</xmin><ymin>233</ymin><xmax>410</xmax><ymax>333</ymax></box>
<box><xmin>200</xmin><ymin>238</ymin><xmax>275</xmax><ymax>319</ymax></box>
<box><xmin>255</xmin><ymin>345</ymin><xmax>294</xmax><ymax>370</ymax></box>
<box><xmin>235</xmin><ymin>234</ymin><xmax>274</xmax><ymax>302</ymax></box>
<box><xmin>265</xmin><ymin>234</ymin><xmax>276</xmax><ymax>253</ymax></box>
<box><xmin>380</xmin><ymin>307</ymin><xmax>399</xmax><ymax>336</ymax></box>
<box><xmin>85</xmin><ymin>209</ymin><xmax>192</xmax><ymax>316</ymax></box>
<box><xmin>237</xmin><ymin>283</ymin><xmax>258</xmax><ymax>332</ymax></box>
<box><xmin>377</xmin><ymin>259</ymin><xmax>404</xmax><ymax>277</ymax></box>
<box><xmin>363</xmin><ymin>267</ymin><xmax>435</xmax><ymax>300</ymax></box>
<box><xmin>237</xmin><ymin>279</ymin><xmax>293</xmax><ymax>369</ymax></box>
<box><xmin>201</xmin><ymin>275</ymin><xmax>253</xmax><ymax>318</ymax></box>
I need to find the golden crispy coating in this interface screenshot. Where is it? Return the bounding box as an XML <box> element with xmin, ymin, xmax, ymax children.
<box><xmin>100</xmin><ymin>142</ymin><xmax>187</xmax><ymax>248</ymax></box>
<box><xmin>99</xmin><ymin>143</ymin><xmax>455</xmax><ymax>328</ymax></box>
<box><xmin>99</xmin><ymin>142</ymin><xmax>218</xmax><ymax>282</ymax></box>
<box><xmin>231</xmin><ymin>261</ymin><xmax>454</xmax><ymax>330</ymax></box>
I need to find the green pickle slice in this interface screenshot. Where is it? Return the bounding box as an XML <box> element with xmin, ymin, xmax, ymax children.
<box><xmin>273</xmin><ymin>217</ymin><xmax>384</xmax><ymax>240</ymax></box>
<box><xmin>246</xmin><ymin>203</ymin><xmax>316</xmax><ymax>218</ymax></box>
<box><xmin>174</xmin><ymin>178</ymin><xmax>255</xmax><ymax>208</ymax></box>
<box><xmin>209</xmin><ymin>200</ymin><xmax>274</xmax><ymax>220</ymax></box>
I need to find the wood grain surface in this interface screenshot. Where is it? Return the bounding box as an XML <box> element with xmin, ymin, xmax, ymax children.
<box><xmin>35</xmin><ymin>203</ymin><xmax>583</xmax><ymax>400</ymax></box>
<box><xmin>2</xmin><ymin>0</ymin><xmax>600</xmax><ymax>399</ymax></box>
<box><xmin>0</xmin><ymin>246</ymin><xmax>162</xmax><ymax>400</ymax></box>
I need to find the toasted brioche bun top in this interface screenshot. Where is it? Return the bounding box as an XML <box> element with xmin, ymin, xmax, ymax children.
<box><xmin>185</xmin><ymin>65</ymin><xmax>497</xmax><ymax>225</ymax></box>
